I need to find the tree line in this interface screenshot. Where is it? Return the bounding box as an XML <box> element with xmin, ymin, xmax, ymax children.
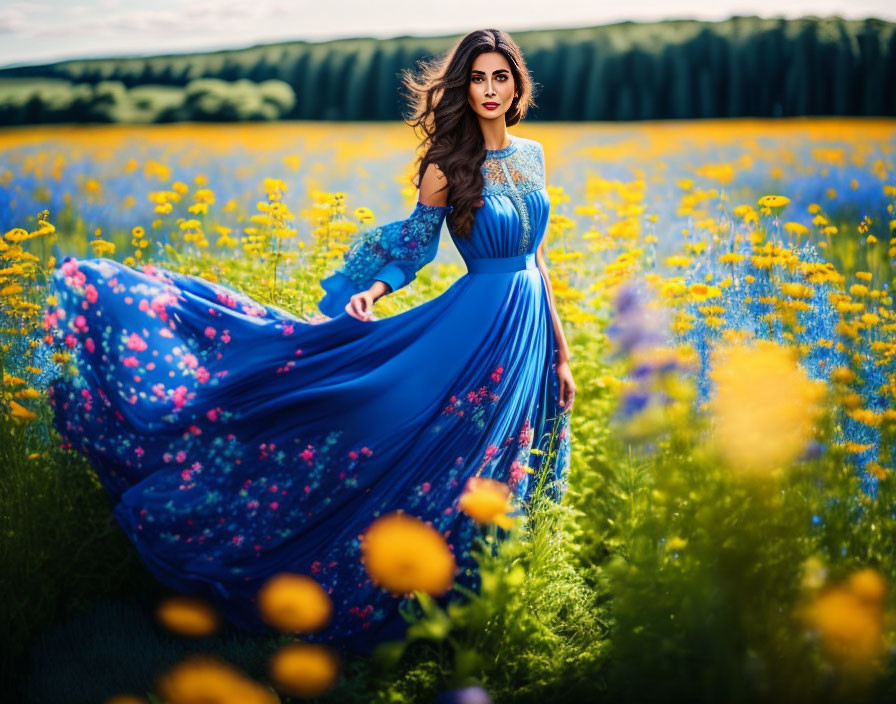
<box><xmin>0</xmin><ymin>15</ymin><xmax>893</xmax><ymax>125</ymax></box>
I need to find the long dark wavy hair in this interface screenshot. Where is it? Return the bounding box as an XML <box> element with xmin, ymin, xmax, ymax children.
<box><xmin>399</xmin><ymin>29</ymin><xmax>536</xmax><ymax>239</ymax></box>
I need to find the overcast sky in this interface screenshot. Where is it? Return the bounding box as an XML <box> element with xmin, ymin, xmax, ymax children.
<box><xmin>1</xmin><ymin>0</ymin><xmax>894</xmax><ymax>69</ymax></box>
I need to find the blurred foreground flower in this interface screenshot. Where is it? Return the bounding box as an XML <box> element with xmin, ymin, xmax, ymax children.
<box><xmin>268</xmin><ymin>642</ymin><xmax>340</xmax><ymax>698</ymax></box>
<box><xmin>616</xmin><ymin>345</ymin><xmax>696</xmax><ymax>441</ymax></box>
<box><xmin>605</xmin><ymin>283</ymin><xmax>695</xmax><ymax>441</ymax></box>
<box><xmin>256</xmin><ymin>573</ymin><xmax>332</xmax><ymax>633</ymax></box>
<box><xmin>605</xmin><ymin>283</ymin><xmax>666</xmax><ymax>357</ymax></box>
<box><xmin>709</xmin><ymin>339</ymin><xmax>826</xmax><ymax>475</ymax></box>
<box><xmin>435</xmin><ymin>685</ymin><xmax>493</xmax><ymax>704</ymax></box>
<box><xmin>155</xmin><ymin>654</ymin><xmax>278</xmax><ymax>704</ymax></box>
<box><xmin>458</xmin><ymin>476</ymin><xmax>516</xmax><ymax>529</ymax></box>
<box><xmin>8</xmin><ymin>399</ymin><xmax>37</xmax><ymax>422</ymax></box>
<box><xmin>155</xmin><ymin>595</ymin><xmax>220</xmax><ymax>637</ymax></box>
<box><xmin>798</xmin><ymin>567</ymin><xmax>890</xmax><ymax>673</ymax></box>
<box><xmin>104</xmin><ymin>695</ymin><xmax>149</xmax><ymax>704</ymax></box>
<box><xmin>361</xmin><ymin>511</ymin><xmax>456</xmax><ymax>596</ymax></box>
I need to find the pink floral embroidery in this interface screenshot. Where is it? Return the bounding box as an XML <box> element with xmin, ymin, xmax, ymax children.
<box><xmin>151</xmin><ymin>292</ymin><xmax>178</xmax><ymax>320</ymax></box>
<box><xmin>440</xmin><ymin>364</ymin><xmax>504</xmax><ymax>430</ymax></box>
<box><xmin>509</xmin><ymin>461</ymin><xmax>527</xmax><ymax>483</ymax></box>
<box><xmin>217</xmin><ymin>292</ymin><xmax>237</xmax><ymax>308</ymax></box>
<box><xmin>126</xmin><ymin>332</ymin><xmax>147</xmax><ymax>351</ymax></box>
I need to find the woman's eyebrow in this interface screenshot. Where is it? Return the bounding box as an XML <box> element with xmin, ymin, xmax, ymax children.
<box><xmin>471</xmin><ymin>69</ymin><xmax>509</xmax><ymax>75</ymax></box>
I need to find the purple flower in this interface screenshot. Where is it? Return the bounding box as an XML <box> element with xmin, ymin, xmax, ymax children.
<box><xmin>436</xmin><ymin>686</ymin><xmax>492</xmax><ymax>704</ymax></box>
<box><xmin>606</xmin><ymin>284</ymin><xmax>665</xmax><ymax>356</ymax></box>
<box><xmin>619</xmin><ymin>390</ymin><xmax>651</xmax><ymax>418</ymax></box>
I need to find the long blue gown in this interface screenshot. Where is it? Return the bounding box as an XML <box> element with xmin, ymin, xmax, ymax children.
<box><xmin>46</xmin><ymin>134</ymin><xmax>572</xmax><ymax>652</ymax></box>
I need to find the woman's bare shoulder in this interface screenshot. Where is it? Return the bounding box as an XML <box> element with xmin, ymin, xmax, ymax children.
<box><xmin>419</xmin><ymin>161</ymin><xmax>449</xmax><ymax>206</ymax></box>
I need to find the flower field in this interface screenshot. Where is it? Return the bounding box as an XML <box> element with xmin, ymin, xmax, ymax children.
<box><xmin>2</xmin><ymin>118</ymin><xmax>896</xmax><ymax>703</ymax></box>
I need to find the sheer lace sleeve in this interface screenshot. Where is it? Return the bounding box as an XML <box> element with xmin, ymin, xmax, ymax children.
<box><xmin>316</xmin><ymin>201</ymin><xmax>451</xmax><ymax>318</ymax></box>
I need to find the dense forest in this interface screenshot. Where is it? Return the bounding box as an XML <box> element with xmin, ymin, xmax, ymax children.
<box><xmin>0</xmin><ymin>15</ymin><xmax>894</xmax><ymax>125</ymax></box>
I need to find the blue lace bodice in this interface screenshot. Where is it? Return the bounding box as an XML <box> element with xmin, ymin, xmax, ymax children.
<box><xmin>317</xmin><ymin>135</ymin><xmax>547</xmax><ymax>318</ymax></box>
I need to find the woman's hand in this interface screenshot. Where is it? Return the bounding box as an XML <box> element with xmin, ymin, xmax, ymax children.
<box><xmin>557</xmin><ymin>360</ymin><xmax>576</xmax><ymax>412</ymax></box>
<box><xmin>346</xmin><ymin>290</ymin><xmax>377</xmax><ymax>321</ymax></box>
<box><xmin>302</xmin><ymin>312</ymin><xmax>331</xmax><ymax>324</ymax></box>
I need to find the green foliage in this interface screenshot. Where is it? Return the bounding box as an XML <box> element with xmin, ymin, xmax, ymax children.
<box><xmin>0</xmin><ymin>77</ymin><xmax>296</xmax><ymax>125</ymax></box>
<box><xmin>2</xmin><ymin>17</ymin><xmax>894</xmax><ymax>123</ymax></box>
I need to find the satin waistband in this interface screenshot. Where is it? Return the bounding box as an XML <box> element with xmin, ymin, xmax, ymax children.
<box><xmin>464</xmin><ymin>253</ymin><xmax>536</xmax><ymax>274</ymax></box>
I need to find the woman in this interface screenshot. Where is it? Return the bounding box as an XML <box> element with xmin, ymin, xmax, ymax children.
<box><xmin>47</xmin><ymin>29</ymin><xmax>575</xmax><ymax>652</ymax></box>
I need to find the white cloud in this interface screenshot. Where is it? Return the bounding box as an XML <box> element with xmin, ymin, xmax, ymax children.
<box><xmin>10</xmin><ymin>0</ymin><xmax>311</xmax><ymax>39</ymax></box>
<box><xmin>0</xmin><ymin>8</ymin><xmax>28</xmax><ymax>34</ymax></box>
<box><xmin>1</xmin><ymin>0</ymin><xmax>895</xmax><ymax>67</ymax></box>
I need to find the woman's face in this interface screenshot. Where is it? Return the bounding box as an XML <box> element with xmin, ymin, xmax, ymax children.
<box><xmin>467</xmin><ymin>52</ymin><xmax>517</xmax><ymax>122</ymax></box>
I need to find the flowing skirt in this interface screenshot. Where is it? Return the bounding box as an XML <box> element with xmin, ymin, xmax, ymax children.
<box><xmin>47</xmin><ymin>257</ymin><xmax>571</xmax><ymax>651</ymax></box>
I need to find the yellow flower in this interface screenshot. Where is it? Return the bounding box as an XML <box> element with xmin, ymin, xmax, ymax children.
<box><xmin>283</xmin><ymin>155</ymin><xmax>302</xmax><ymax>172</ymax></box>
<box><xmin>353</xmin><ymin>207</ymin><xmax>375</xmax><ymax>223</ymax></box>
<box><xmin>866</xmin><ymin>462</ymin><xmax>889</xmax><ymax>480</ymax></box>
<box><xmin>848</xmin><ymin>409</ymin><xmax>881</xmax><ymax>427</ymax></box>
<box><xmin>843</xmin><ymin>442</ymin><xmax>875</xmax><ymax>454</ymax></box>
<box><xmin>268</xmin><ymin>642</ymin><xmax>339</xmax><ymax>699</ymax></box>
<box><xmin>830</xmin><ymin>367</ymin><xmax>856</xmax><ymax>385</ymax></box>
<box><xmin>194</xmin><ymin>188</ymin><xmax>215</xmax><ymax>204</ymax></box>
<box><xmin>665</xmin><ymin>255</ymin><xmax>692</xmax><ymax>268</ymax></box>
<box><xmin>784</xmin><ymin>222</ymin><xmax>809</xmax><ymax>237</ymax></box>
<box><xmin>256</xmin><ymin>573</ymin><xmax>332</xmax><ymax>633</ymax></box>
<box><xmin>780</xmin><ymin>282</ymin><xmax>814</xmax><ymax>299</ymax></box>
<box><xmin>861</xmin><ymin>313</ymin><xmax>880</xmax><ymax>327</ymax></box>
<box><xmin>156</xmin><ymin>654</ymin><xmax>278</xmax><ymax>704</ymax></box>
<box><xmin>758</xmin><ymin>194</ymin><xmax>790</xmax><ymax>209</ymax></box>
<box><xmin>687</xmin><ymin>283</ymin><xmax>722</xmax><ymax>302</ymax></box>
<box><xmin>458</xmin><ymin>476</ymin><xmax>516</xmax><ymax>530</ymax></box>
<box><xmin>88</xmin><ymin>239</ymin><xmax>116</xmax><ymax>257</ymax></box>
<box><xmin>799</xmin><ymin>569</ymin><xmax>889</xmax><ymax>671</ymax></box>
<box><xmin>155</xmin><ymin>596</ymin><xmax>220</xmax><ymax>637</ymax></box>
<box><xmin>360</xmin><ymin>511</ymin><xmax>455</xmax><ymax>596</ymax></box>
<box><xmin>709</xmin><ymin>340</ymin><xmax>826</xmax><ymax>475</ymax></box>
<box><xmin>665</xmin><ymin>537</ymin><xmax>688</xmax><ymax>552</ymax></box>
<box><xmin>9</xmin><ymin>400</ymin><xmax>37</xmax><ymax>421</ymax></box>
<box><xmin>848</xmin><ymin>568</ymin><xmax>888</xmax><ymax>605</ymax></box>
